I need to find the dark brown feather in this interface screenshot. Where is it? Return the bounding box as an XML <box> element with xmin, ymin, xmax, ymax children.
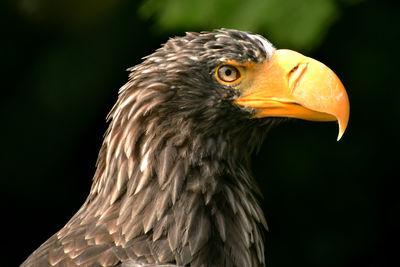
<box><xmin>21</xmin><ymin>29</ymin><xmax>279</xmax><ymax>267</ymax></box>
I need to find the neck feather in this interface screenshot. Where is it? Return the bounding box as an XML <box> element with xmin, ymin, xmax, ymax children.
<box><xmin>76</xmin><ymin>83</ymin><xmax>271</xmax><ymax>266</ymax></box>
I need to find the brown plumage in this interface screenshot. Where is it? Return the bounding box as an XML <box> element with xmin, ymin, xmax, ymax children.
<box><xmin>22</xmin><ymin>29</ymin><xmax>349</xmax><ymax>267</ymax></box>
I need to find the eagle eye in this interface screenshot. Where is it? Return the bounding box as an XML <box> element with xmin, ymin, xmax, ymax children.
<box><xmin>216</xmin><ymin>65</ymin><xmax>241</xmax><ymax>83</ymax></box>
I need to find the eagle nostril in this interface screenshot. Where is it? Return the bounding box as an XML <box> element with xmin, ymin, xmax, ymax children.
<box><xmin>287</xmin><ymin>63</ymin><xmax>308</xmax><ymax>93</ymax></box>
<box><xmin>289</xmin><ymin>65</ymin><xmax>299</xmax><ymax>74</ymax></box>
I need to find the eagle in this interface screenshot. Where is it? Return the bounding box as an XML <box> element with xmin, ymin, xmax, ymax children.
<box><xmin>22</xmin><ymin>29</ymin><xmax>349</xmax><ymax>267</ymax></box>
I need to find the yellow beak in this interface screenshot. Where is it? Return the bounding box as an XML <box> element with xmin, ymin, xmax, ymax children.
<box><xmin>234</xmin><ymin>49</ymin><xmax>350</xmax><ymax>140</ymax></box>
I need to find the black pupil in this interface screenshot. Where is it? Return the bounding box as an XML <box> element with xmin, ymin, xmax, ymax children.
<box><xmin>225</xmin><ymin>68</ymin><xmax>232</xmax><ymax>76</ymax></box>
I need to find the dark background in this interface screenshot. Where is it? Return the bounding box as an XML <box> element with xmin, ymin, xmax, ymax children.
<box><xmin>1</xmin><ymin>0</ymin><xmax>399</xmax><ymax>266</ymax></box>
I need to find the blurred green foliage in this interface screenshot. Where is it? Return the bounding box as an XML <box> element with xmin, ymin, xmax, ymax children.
<box><xmin>140</xmin><ymin>0</ymin><xmax>364</xmax><ymax>51</ymax></box>
<box><xmin>14</xmin><ymin>0</ymin><xmax>365</xmax><ymax>51</ymax></box>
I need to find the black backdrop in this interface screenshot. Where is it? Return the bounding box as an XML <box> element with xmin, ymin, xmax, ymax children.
<box><xmin>1</xmin><ymin>0</ymin><xmax>399</xmax><ymax>266</ymax></box>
